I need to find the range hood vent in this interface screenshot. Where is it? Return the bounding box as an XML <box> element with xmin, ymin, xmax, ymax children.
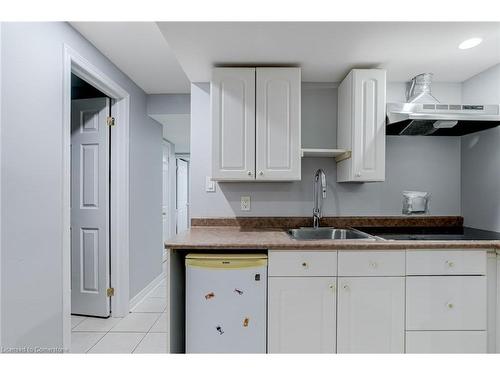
<box><xmin>387</xmin><ymin>73</ymin><xmax>500</xmax><ymax>136</ymax></box>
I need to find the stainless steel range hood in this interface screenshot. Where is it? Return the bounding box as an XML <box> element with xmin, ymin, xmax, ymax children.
<box><xmin>386</xmin><ymin>73</ymin><xmax>500</xmax><ymax>136</ymax></box>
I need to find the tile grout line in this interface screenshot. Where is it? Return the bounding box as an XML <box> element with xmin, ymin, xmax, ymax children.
<box><xmin>131</xmin><ymin>280</ymin><xmax>168</xmax><ymax>353</ymax></box>
<box><xmin>84</xmin><ymin>318</ymin><xmax>123</xmax><ymax>353</ymax></box>
<box><xmin>70</xmin><ymin>316</ymin><xmax>88</xmax><ymax>330</ymax></box>
<box><xmin>131</xmin><ymin>310</ymin><xmax>166</xmax><ymax>353</ymax></box>
<box><xmin>74</xmin><ymin>277</ymin><xmax>167</xmax><ymax>353</ymax></box>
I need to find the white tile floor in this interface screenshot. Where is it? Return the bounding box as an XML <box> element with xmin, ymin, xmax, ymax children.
<box><xmin>71</xmin><ymin>277</ymin><xmax>168</xmax><ymax>353</ymax></box>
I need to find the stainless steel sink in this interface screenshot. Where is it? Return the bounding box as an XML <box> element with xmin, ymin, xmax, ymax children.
<box><xmin>287</xmin><ymin>227</ymin><xmax>376</xmax><ymax>240</ymax></box>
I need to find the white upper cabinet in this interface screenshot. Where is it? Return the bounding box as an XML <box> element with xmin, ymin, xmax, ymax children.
<box><xmin>211</xmin><ymin>68</ymin><xmax>256</xmax><ymax>181</ymax></box>
<box><xmin>337</xmin><ymin>69</ymin><xmax>386</xmax><ymax>182</ymax></box>
<box><xmin>211</xmin><ymin>67</ymin><xmax>301</xmax><ymax>181</ymax></box>
<box><xmin>256</xmin><ymin>68</ymin><xmax>301</xmax><ymax>181</ymax></box>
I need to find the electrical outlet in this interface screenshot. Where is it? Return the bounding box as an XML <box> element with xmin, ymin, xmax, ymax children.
<box><xmin>205</xmin><ymin>176</ymin><xmax>216</xmax><ymax>192</ymax></box>
<box><xmin>240</xmin><ymin>196</ymin><xmax>251</xmax><ymax>211</ymax></box>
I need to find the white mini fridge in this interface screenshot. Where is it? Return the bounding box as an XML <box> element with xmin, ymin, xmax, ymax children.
<box><xmin>185</xmin><ymin>253</ymin><xmax>267</xmax><ymax>353</ymax></box>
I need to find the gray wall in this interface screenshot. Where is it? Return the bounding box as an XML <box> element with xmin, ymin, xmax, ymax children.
<box><xmin>147</xmin><ymin>94</ymin><xmax>190</xmax><ymax>115</ymax></box>
<box><xmin>461</xmin><ymin>64</ymin><xmax>500</xmax><ymax>232</ymax></box>
<box><xmin>0</xmin><ymin>22</ymin><xmax>162</xmax><ymax>348</ymax></box>
<box><xmin>190</xmin><ymin>82</ymin><xmax>462</xmax><ymax>218</ymax></box>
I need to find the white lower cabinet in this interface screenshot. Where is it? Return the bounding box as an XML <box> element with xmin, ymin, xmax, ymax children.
<box><xmin>406</xmin><ymin>331</ymin><xmax>487</xmax><ymax>353</ymax></box>
<box><xmin>406</xmin><ymin>276</ymin><xmax>487</xmax><ymax>331</ymax></box>
<box><xmin>266</xmin><ymin>249</ymin><xmax>489</xmax><ymax>354</ymax></box>
<box><xmin>267</xmin><ymin>277</ymin><xmax>336</xmax><ymax>353</ymax></box>
<box><xmin>337</xmin><ymin>277</ymin><xmax>405</xmax><ymax>353</ymax></box>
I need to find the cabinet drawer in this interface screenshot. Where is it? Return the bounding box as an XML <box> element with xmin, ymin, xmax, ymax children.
<box><xmin>338</xmin><ymin>251</ymin><xmax>405</xmax><ymax>276</ymax></box>
<box><xmin>406</xmin><ymin>250</ymin><xmax>486</xmax><ymax>275</ymax></box>
<box><xmin>406</xmin><ymin>331</ymin><xmax>486</xmax><ymax>353</ymax></box>
<box><xmin>268</xmin><ymin>251</ymin><xmax>337</xmax><ymax>277</ymax></box>
<box><xmin>406</xmin><ymin>276</ymin><xmax>486</xmax><ymax>330</ymax></box>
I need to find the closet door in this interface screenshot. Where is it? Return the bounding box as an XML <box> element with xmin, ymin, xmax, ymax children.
<box><xmin>211</xmin><ymin>68</ymin><xmax>256</xmax><ymax>180</ymax></box>
<box><xmin>256</xmin><ymin>68</ymin><xmax>301</xmax><ymax>181</ymax></box>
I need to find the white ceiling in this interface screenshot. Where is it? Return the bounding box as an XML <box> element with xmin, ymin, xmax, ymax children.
<box><xmin>158</xmin><ymin>22</ymin><xmax>500</xmax><ymax>83</ymax></box>
<box><xmin>151</xmin><ymin>114</ymin><xmax>191</xmax><ymax>153</ymax></box>
<box><xmin>71</xmin><ymin>22</ymin><xmax>190</xmax><ymax>94</ymax></box>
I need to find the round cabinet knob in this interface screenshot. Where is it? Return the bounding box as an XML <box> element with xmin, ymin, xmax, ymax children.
<box><xmin>343</xmin><ymin>284</ymin><xmax>350</xmax><ymax>291</ymax></box>
<box><xmin>247</xmin><ymin>171</ymin><xmax>252</xmax><ymax>176</ymax></box>
<box><xmin>447</xmin><ymin>303</ymin><xmax>454</xmax><ymax>309</ymax></box>
<box><xmin>259</xmin><ymin>171</ymin><xmax>264</xmax><ymax>176</ymax></box>
<box><xmin>329</xmin><ymin>284</ymin><xmax>336</xmax><ymax>291</ymax></box>
<box><xmin>446</xmin><ymin>260</ymin><xmax>454</xmax><ymax>268</ymax></box>
<box><xmin>369</xmin><ymin>261</ymin><xmax>378</xmax><ymax>269</ymax></box>
<box><xmin>301</xmin><ymin>262</ymin><xmax>308</xmax><ymax>268</ymax></box>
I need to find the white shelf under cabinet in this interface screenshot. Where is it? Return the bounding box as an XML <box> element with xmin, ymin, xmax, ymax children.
<box><xmin>301</xmin><ymin>148</ymin><xmax>351</xmax><ymax>161</ymax></box>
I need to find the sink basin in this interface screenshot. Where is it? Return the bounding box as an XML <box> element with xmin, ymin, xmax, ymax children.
<box><xmin>287</xmin><ymin>227</ymin><xmax>375</xmax><ymax>240</ymax></box>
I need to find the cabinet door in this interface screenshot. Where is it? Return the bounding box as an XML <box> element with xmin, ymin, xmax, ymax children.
<box><xmin>256</xmin><ymin>68</ymin><xmax>301</xmax><ymax>181</ymax></box>
<box><xmin>211</xmin><ymin>68</ymin><xmax>256</xmax><ymax>180</ymax></box>
<box><xmin>406</xmin><ymin>331</ymin><xmax>486</xmax><ymax>353</ymax></box>
<box><xmin>337</xmin><ymin>277</ymin><xmax>405</xmax><ymax>353</ymax></box>
<box><xmin>352</xmin><ymin>69</ymin><xmax>386</xmax><ymax>181</ymax></box>
<box><xmin>268</xmin><ymin>277</ymin><xmax>336</xmax><ymax>353</ymax></box>
<box><xmin>406</xmin><ymin>276</ymin><xmax>486</xmax><ymax>331</ymax></box>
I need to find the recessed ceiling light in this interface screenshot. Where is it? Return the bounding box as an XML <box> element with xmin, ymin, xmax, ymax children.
<box><xmin>458</xmin><ymin>37</ymin><xmax>483</xmax><ymax>50</ymax></box>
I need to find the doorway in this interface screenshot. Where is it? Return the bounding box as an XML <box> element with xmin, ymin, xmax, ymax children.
<box><xmin>63</xmin><ymin>45</ymin><xmax>131</xmax><ymax>352</ymax></box>
<box><xmin>70</xmin><ymin>74</ymin><xmax>111</xmax><ymax>318</ymax></box>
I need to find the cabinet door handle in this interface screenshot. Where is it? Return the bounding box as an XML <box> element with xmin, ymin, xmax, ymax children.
<box><xmin>446</xmin><ymin>260</ymin><xmax>454</xmax><ymax>268</ymax></box>
<box><xmin>369</xmin><ymin>261</ymin><xmax>378</xmax><ymax>269</ymax></box>
<box><xmin>259</xmin><ymin>171</ymin><xmax>264</xmax><ymax>176</ymax></box>
<box><xmin>343</xmin><ymin>284</ymin><xmax>350</xmax><ymax>291</ymax></box>
<box><xmin>447</xmin><ymin>302</ymin><xmax>454</xmax><ymax>309</ymax></box>
<box><xmin>329</xmin><ymin>284</ymin><xmax>336</xmax><ymax>292</ymax></box>
<box><xmin>301</xmin><ymin>262</ymin><xmax>308</xmax><ymax>268</ymax></box>
<box><xmin>247</xmin><ymin>171</ymin><xmax>253</xmax><ymax>176</ymax></box>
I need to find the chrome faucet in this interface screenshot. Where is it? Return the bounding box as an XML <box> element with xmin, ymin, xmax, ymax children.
<box><xmin>313</xmin><ymin>169</ymin><xmax>327</xmax><ymax>229</ymax></box>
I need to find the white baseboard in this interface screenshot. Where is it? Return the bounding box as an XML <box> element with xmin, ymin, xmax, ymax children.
<box><xmin>129</xmin><ymin>271</ymin><xmax>166</xmax><ymax>311</ymax></box>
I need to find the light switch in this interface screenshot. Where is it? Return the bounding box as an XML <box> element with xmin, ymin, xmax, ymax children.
<box><xmin>205</xmin><ymin>176</ymin><xmax>216</xmax><ymax>192</ymax></box>
<box><xmin>240</xmin><ymin>196</ymin><xmax>251</xmax><ymax>211</ymax></box>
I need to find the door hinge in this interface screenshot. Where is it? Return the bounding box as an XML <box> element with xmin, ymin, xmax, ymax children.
<box><xmin>107</xmin><ymin>116</ymin><xmax>116</xmax><ymax>127</ymax></box>
<box><xmin>107</xmin><ymin>287</ymin><xmax>115</xmax><ymax>297</ymax></box>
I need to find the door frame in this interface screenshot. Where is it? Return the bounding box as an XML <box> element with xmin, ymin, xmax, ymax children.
<box><xmin>162</xmin><ymin>140</ymin><xmax>177</xmax><ymax>242</ymax></box>
<box><xmin>62</xmin><ymin>45</ymin><xmax>130</xmax><ymax>351</ymax></box>
<box><xmin>175</xmin><ymin>156</ymin><xmax>190</xmax><ymax>233</ymax></box>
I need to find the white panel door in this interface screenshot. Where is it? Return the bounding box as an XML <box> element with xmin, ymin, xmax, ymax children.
<box><xmin>268</xmin><ymin>277</ymin><xmax>336</xmax><ymax>353</ymax></box>
<box><xmin>337</xmin><ymin>277</ymin><xmax>405</xmax><ymax>353</ymax></box>
<box><xmin>176</xmin><ymin>158</ymin><xmax>189</xmax><ymax>233</ymax></box>
<box><xmin>71</xmin><ymin>98</ymin><xmax>110</xmax><ymax>317</ymax></box>
<box><xmin>256</xmin><ymin>68</ymin><xmax>301</xmax><ymax>181</ymax></box>
<box><xmin>211</xmin><ymin>68</ymin><xmax>256</xmax><ymax>180</ymax></box>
